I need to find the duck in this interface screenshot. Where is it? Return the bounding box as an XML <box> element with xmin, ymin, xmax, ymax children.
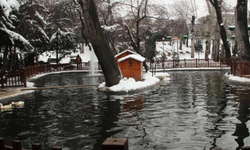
<box><xmin>161</xmin><ymin>76</ymin><xmax>171</xmax><ymax>85</ymax></box>
<box><xmin>11</xmin><ymin>101</ymin><xmax>25</xmax><ymax>108</ymax></box>
<box><xmin>0</xmin><ymin>103</ymin><xmax>13</xmax><ymax>109</ymax></box>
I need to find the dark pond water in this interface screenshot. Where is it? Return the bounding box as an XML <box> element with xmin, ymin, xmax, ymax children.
<box><xmin>1</xmin><ymin>71</ymin><xmax>250</xmax><ymax>150</ymax></box>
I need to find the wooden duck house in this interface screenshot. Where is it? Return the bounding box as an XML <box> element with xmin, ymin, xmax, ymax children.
<box><xmin>115</xmin><ymin>50</ymin><xmax>136</xmax><ymax>63</ymax></box>
<box><xmin>115</xmin><ymin>50</ymin><xmax>145</xmax><ymax>81</ymax></box>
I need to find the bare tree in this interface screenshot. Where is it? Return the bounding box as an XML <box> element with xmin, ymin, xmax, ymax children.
<box><xmin>75</xmin><ymin>0</ymin><xmax>121</xmax><ymax>87</ymax></box>
<box><xmin>209</xmin><ymin>0</ymin><xmax>231</xmax><ymax>63</ymax></box>
<box><xmin>171</xmin><ymin>0</ymin><xmax>198</xmax><ymax>58</ymax></box>
<box><xmin>97</xmin><ymin>0</ymin><xmax>121</xmax><ymax>55</ymax></box>
<box><xmin>205</xmin><ymin>0</ymin><xmax>220</xmax><ymax>61</ymax></box>
<box><xmin>122</xmin><ymin>0</ymin><xmax>149</xmax><ymax>72</ymax></box>
<box><xmin>235</xmin><ymin>0</ymin><xmax>250</xmax><ymax>61</ymax></box>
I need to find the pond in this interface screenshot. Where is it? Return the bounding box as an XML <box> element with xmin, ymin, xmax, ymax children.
<box><xmin>0</xmin><ymin>71</ymin><xmax>250</xmax><ymax>150</ymax></box>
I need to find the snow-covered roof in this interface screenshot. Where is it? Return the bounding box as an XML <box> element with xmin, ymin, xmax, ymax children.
<box><xmin>118</xmin><ymin>54</ymin><xmax>145</xmax><ymax>63</ymax></box>
<box><xmin>115</xmin><ymin>50</ymin><xmax>137</xmax><ymax>58</ymax></box>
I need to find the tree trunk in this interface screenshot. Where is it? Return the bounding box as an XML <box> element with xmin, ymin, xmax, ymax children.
<box><xmin>212</xmin><ymin>23</ymin><xmax>220</xmax><ymax>61</ymax></box>
<box><xmin>180</xmin><ymin>34</ymin><xmax>183</xmax><ymax>50</ymax></box>
<box><xmin>191</xmin><ymin>34</ymin><xmax>195</xmax><ymax>58</ymax></box>
<box><xmin>210</xmin><ymin>0</ymin><xmax>231</xmax><ymax>61</ymax></box>
<box><xmin>236</xmin><ymin>0</ymin><xmax>250</xmax><ymax>61</ymax></box>
<box><xmin>79</xmin><ymin>0</ymin><xmax>121</xmax><ymax>87</ymax></box>
<box><xmin>191</xmin><ymin>16</ymin><xmax>195</xmax><ymax>58</ymax></box>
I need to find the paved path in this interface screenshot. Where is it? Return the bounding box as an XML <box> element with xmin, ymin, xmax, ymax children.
<box><xmin>0</xmin><ymin>88</ymin><xmax>33</xmax><ymax>100</ymax></box>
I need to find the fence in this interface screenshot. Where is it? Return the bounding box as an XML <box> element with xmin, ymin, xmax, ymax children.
<box><xmin>231</xmin><ymin>59</ymin><xmax>250</xmax><ymax>78</ymax></box>
<box><xmin>0</xmin><ymin>138</ymin><xmax>62</xmax><ymax>150</ymax></box>
<box><xmin>0</xmin><ymin>63</ymin><xmax>90</xmax><ymax>88</ymax></box>
<box><xmin>149</xmin><ymin>58</ymin><xmax>228</xmax><ymax>70</ymax></box>
<box><xmin>0</xmin><ymin>71</ymin><xmax>26</xmax><ymax>88</ymax></box>
<box><xmin>1</xmin><ymin>137</ymin><xmax>250</xmax><ymax>150</ymax></box>
<box><xmin>1</xmin><ymin>58</ymin><xmax>249</xmax><ymax>88</ymax></box>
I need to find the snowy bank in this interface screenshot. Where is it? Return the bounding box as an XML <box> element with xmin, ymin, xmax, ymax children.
<box><xmin>98</xmin><ymin>72</ymin><xmax>170</xmax><ymax>94</ymax></box>
<box><xmin>223</xmin><ymin>73</ymin><xmax>250</xmax><ymax>87</ymax></box>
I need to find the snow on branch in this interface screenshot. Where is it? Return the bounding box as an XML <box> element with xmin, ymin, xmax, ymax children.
<box><xmin>50</xmin><ymin>28</ymin><xmax>75</xmax><ymax>43</ymax></box>
<box><xmin>38</xmin><ymin>26</ymin><xmax>49</xmax><ymax>41</ymax></box>
<box><xmin>0</xmin><ymin>27</ymin><xmax>33</xmax><ymax>50</ymax></box>
<box><xmin>6</xmin><ymin>0</ymin><xmax>20</xmax><ymax>11</ymax></box>
<box><xmin>101</xmin><ymin>24</ymin><xmax>120</xmax><ymax>32</ymax></box>
<box><xmin>0</xmin><ymin>0</ymin><xmax>12</xmax><ymax>17</ymax></box>
<box><xmin>138</xmin><ymin>0</ymin><xmax>147</xmax><ymax>19</ymax></box>
<box><xmin>35</xmin><ymin>11</ymin><xmax>47</xmax><ymax>25</ymax></box>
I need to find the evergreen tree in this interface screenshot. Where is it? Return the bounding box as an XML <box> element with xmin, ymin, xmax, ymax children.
<box><xmin>16</xmin><ymin>0</ymin><xmax>50</xmax><ymax>54</ymax></box>
<box><xmin>0</xmin><ymin>0</ymin><xmax>33</xmax><ymax>72</ymax></box>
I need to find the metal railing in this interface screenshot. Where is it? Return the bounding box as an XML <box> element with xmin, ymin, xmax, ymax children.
<box><xmin>231</xmin><ymin>59</ymin><xmax>250</xmax><ymax>78</ymax></box>
<box><xmin>1</xmin><ymin>58</ymin><xmax>249</xmax><ymax>88</ymax></box>
<box><xmin>148</xmin><ymin>58</ymin><xmax>229</xmax><ymax>70</ymax></box>
<box><xmin>1</xmin><ymin>63</ymin><xmax>90</xmax><ymax>88</ymax></box>
<box><xmin>0</xmin><ymin>137</ymin><xmax>62</xmax><ymax>150</ymax></box>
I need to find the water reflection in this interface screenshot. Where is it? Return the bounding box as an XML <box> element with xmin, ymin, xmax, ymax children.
<box><xmin>0</xmin><ymin>71</ymin><xmax>250</xmax><ymax>150</ymax></box>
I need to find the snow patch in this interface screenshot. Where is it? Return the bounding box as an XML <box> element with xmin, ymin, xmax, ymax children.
<box><xmin>98</xmin><ymin>72</ymin><xmax>163</xmax><ymax>93</ymax></box>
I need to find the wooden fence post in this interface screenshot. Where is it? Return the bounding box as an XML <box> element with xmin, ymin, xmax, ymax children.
<box><xmin>240</xmin><ymin>62</ymin><xmax>243</xmax><ymax>77</ymax></box>
<box><xmin>23</xmin><ymin>68</ymin><xmax>27</xmax><ymax>87</ymax></box>
<box><xmin>233</xmin><ymin>60</ymin><xmax>236</xmax><ymax>76</ymax></box>
<box><xmin>1</xmin><ymin>71</ymin><xmax>4</xmax><ymax>89</ymax></box>
<box><xmin>230</xmin><ymin>60</ymin><xmax>233</xmax><ymax>75</ymax></box>
<box><xmin>242</xmin><ymin>146</ymin><xmax>250</xmax><ymax>150</ymax></box>
<box><xmin>35</xmin><ymin>65</ymin><xmax>38</xmax><ymax>75</ymax></box>
<box><xmin>13</xmin><ymin>140</ymin><xmax>22</xmax><ymax>150</ymax></box>
<box><xmin>196</xmin><ymin>58</ymin><xmax>198</xmax><ymax>67</ymax></box>
<box><xmin>32</xmin><ymin>143</ymin><xmax>41</xmax><ymax>150</ymax></box>
<box><xmin>0</xmin><ymin>138</ymin><xmax>5</xmax><ymax>150</ymax></box>
<box><xmin>102</xmin><ymin>138</ymin><xmax>128</xmax><ymax>150</ymax></box>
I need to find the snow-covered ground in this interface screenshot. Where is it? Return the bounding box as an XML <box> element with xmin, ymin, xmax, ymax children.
<box><xmin>38</xmin><ymin>39</ymin><xmax>206</xmax><ymax>64</ymax></box>
<box><xmin>38</xmin><ymin>44</ymin><xmax>98</xmax><ymax>64</ymax></box>
<box><xmin>223</xmin><ymin>73</ymin><xmax>250</xmax><ymax>87</ymax></box>
<box><xmin>155</xmin><ymin>39</ymin><xmax>207</xmax><ymax>60</ymax></box>
<box><xmin>98</xmin><ymin>72</ymin><xmax>170</xmax><ymax>93</ymax></box>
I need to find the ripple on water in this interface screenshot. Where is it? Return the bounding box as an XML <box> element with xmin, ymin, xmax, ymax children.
<box><xmin>1</xmin><ymin>71</ymin><xmax>250</xmax><ymax>150</ymax></box>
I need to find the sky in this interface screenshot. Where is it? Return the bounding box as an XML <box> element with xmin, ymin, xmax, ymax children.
<box><xmin>152</xmin><ymin>0</ymin><xmax>236</xmax><ymax>7</ymax></box>
<box><xmin>150</xmin><ymin>0</ymin><xmax>237</xmax><ymax>18</ymax></box>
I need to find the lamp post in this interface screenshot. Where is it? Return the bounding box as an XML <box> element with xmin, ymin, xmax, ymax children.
<box><xmin>205</xmin><ymin>32</ymin><xmax>211</xmax><ymax>60</ymax></box>
<box><xmin>162</xmin><ymin>37</ymin><xmax>165</xmax><ymax>72</ymax></box>
<box><xmin>162</xmin><ymin>37</ymin><xmax>165</xmax><ymax>55</ymax></box>
<box><xmin>145</xmin><ymin>35</ymin><xmax>150</xmax><ymax>59</ymax></box>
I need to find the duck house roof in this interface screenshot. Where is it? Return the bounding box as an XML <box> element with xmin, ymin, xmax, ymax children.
<box><xmin>118</xmin><ymin>54</ymin><xmax>145</xmax><ymax>63</ymax></box>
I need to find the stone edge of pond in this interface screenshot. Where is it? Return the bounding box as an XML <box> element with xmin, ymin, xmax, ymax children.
<box><xmin>0</xmin><ymin>89</ymin><xmax>34</xmax><ymax>101</ymax></box>
<box><xmin>222</xmin><ymin>73</ymin><xmax>250</xmax><ymax>87</ymax></box>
